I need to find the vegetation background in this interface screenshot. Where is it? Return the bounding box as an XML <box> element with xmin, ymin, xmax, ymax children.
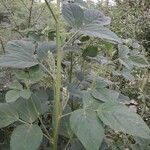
<box><xmin>0</xmin><ymin>0</ymin><xmax>149</xmax><ymax>150</ymax></box>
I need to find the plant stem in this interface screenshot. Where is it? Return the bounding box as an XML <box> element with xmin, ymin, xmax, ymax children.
<box><xmin>0</xmin><ymin>37</ymin><xmax>5</xmax><ymax>53</ymax></box>
<box><xmin>28</xmin><ymin>0</ymin><xmax>34</xmax><ymax>28</ymax></box>
<box><xmin>69</xmin><ymin>52</ymin><xmax>73</xmax><ymax>83</ymax></box>
<box><xmin>62</xmin><ymin>31</ymin><xmax>78</xmax><ymax>48</ymax></box>
<box><xmin>45</xmin><ymin>0</ymin><xmax>57</xmax><ymax>22</ymax></box>
<box><xmin>38</xmin><ymin>117</ymin><xmax>53</xmax><ymax>144</ymax></box>
<box><xmin>52</xmin><ymin>0</ymin><xmax>62</xmax><ymax>149</ymax></box>
<box><xmin>45</xmin><ymin>0</ymin><xmax>62</xmax><ymax>149</ymax></box>
<box><xmin>140</xmin><ymin>69</ymin><xmax>148</xmax><ymax>116</ymax></box>
<box><xmin>18</xmin><ymin>119</ymin><xmax>30</xmax><ymax>125</ymax></box>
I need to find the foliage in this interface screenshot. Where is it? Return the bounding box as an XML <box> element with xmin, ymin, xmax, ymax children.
<box><xmin>0</xmin><ymin>0</ymin><xmax>149</xmax><ymax>150</ymax></box>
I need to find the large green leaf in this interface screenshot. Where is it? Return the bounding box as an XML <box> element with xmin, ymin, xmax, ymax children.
<box><xmin>20</xmin><ymin>90</ymin><xmax>32</xmax><ymax>99</ymax></box>
<box><xmin>79</xmin><ymin>24</ymin><xmax>122</xmax><ymax>44</ymax></box>
<box><xmin>91</xmin><ymin>88</ymin><xmax>119</xmax><ymax>102</ymax></box>
<box><xmin>14</xmin><ymin>94</ymin><xmax>47</xmax><ymax>123</ymax></box>
<box><xmin>118</xmin><ymin>44</ymin><xmax>130</xmax><ymax>59</ymax></box>
<box><xmin>97</xmin><ymin>102</ymin><xmax>150</xmax><ymax>139</ymax></box>
<box><xmin>84</xmin><ymin>9</ymin><xmax>111</xmax><ymax>25</ymax></box>
<box><xmin>74</xmin><ymin>0</ymin><xmax>88</xmax><ymax>8</ymax></box>
<box><xmin>6</xmin><ymin>89</ymin><xmax>31</xmax><ymax>103</ymax></box>
<box><xmin>15</xmin><ymin>66</ymin><xmax>45</xmax><ymax>83</ymax></box>
<box><xmin>0</xmin><ymin>40</ymin><xmax>38</xmax><ymax>69</ymax></box>
<box><xmin>113</xmin><ymin>69</ymin><xmax>135</xmax><ymax>81</ymax></box>
<box><xmin>64</xmin><ymin>45</ymin><xmax>81</xmax><ymax>53</ymax></box>
<box><xmin>5</xmin><ymin>40</ymin><xmax>35</xmax><ymax>54</ymax></box>
<box><xmin>0</xmin><ymin>103</ymin><xmax>19</xmax><ymax>128</ymax></box>
<box><xmin>120</xmin><ymin>68</ymin><xmax>135</xmax><ymax>81</ymax></box>
<box><xmin>70</xmin><ymin>139</ymin><xmax>85</xmax><ymax>150</ymax></box>
<box><xmin>70</xmin><ymin>109</ymin><xmax>104</xmax><ymax>150</ymax></box>
<box><xmin>118</xmin><ymin>58</ymin><xmax>133</xmax><ymax>70</ymax></box>
<box><xmin>10</xmin><ymin>124</ymin><xmax>43</xmax><ymax>150</ymax></box>
<box><xmin>9</xmin><ymin>80</ymin><xmax>23</xmax><ymax>90</ymax></box>
<box><xmin>82</xmin><ymin>90</ymin><xmax>101</xmax><ymax>109</ymax></box>
<box><xmin>59</xmin><ymin>106</ymin><xmax>73</xmax><ymax>138</ymax></box>
<box><xmin>132</xmin><ymin>137</ymin><xmax>150</xmax><ymax>150</ymax></box>
<box><xmin>117</xmin><ymin>93</ymin><xmax>130</xmax><ymax>102</ymax></box>
<box><xmin>129</xmin><ymin>55</ymin><xmax>149</xmax><ymax>67</ymax></box>
<box><xmin>62</xmin><ymin>3</ymin><xmax>84</xmax><ymax>28</ymax></box>
<box><xmin>36</xmin><ymin>41</ymin><xmax>56</xmax><ymax>60</ymax></box>
<box><xmin>5</xmin><ymin>90</ymin><xmax>20</xmax><ymax>103</ymax></box>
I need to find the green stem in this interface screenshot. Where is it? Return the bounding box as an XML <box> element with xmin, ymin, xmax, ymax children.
<box><xmin>45</xmin><ymin>0</ymin><xmax>57</xmax><ymax>22</ymax></box>
<box><xmin>45</xmin><ymin>0</ymin><xmax>62</xmax><ymax>149</ymax></box>
<box><xmin>140</xmin><ymin>69</ymin><xmax>148</xmax><ymax>116</ymax></box>
<box><xmin>52</xmin><ymin>0</ymin><xmax>62</xmax><ymax>149</ymax></box>
<box><xmin>38</xmin><ymin>117</ymin><xmax>53</xmax><ymax>144</ymax></box>
<box><xmin>69</xmin><ymin>52</ymin><xmax>73</xmax><ymax>83</ymax></box>
<box><xmin>62</xmin><ymin>31</ymin><xmax>78</xmax><ymax>48</ymax></box>
<box><xmin>18</xmin><ymin>119</ymin><xmax>30</xmax><ymax>125</ymax></box>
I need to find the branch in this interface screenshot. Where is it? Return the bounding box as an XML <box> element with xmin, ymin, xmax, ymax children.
<box><xmin>20</xmin><ymin>0</ymin><xmax>30</xmax><ymax>11</ymax></box>
<box><xmin>0</xmin><ymin>37</ymin><xmax>5</xmax><ymax>54</ymax></box>
<box><xmin>28</xmin><ymin>0</ymin><xmax>34</xmax><ymax>28</ymax></box>
<box><xmin>31</xmin><ymin>5</ymin><xmax>46</xmax><ymax>28</ymax></box>
<box><xmin>45</xmin><ymin>0</ymin><xmax>57</xmax><ymax>22</ymax></box>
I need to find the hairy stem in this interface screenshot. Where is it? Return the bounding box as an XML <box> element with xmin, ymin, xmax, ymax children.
<box><xmin>140</xmin><ymin>69</ymin><xmax>148</xmax><ymax>116</ymax></box>
<box><xmin>0</xmin><ymin>37</ymin><xmax>5</xmax><ymax>53</ymax></box>
<box><xmin>45</xmin><ymin>0</ymin><xmax>62</xmax><ymax>149</ymax></box>
<box><xmin>45</xmin><ymin>0</ymin><xmax>61</xmax><ymax>149</ymax></box>
<box><xmin>45</xmin><ymin>0</ymin><xmax>57</xmax><ymax>22</ymax></box>
<box><xmin>28</xmin><ymin>0</ymin><xmax>34</xmax><ymax>28</ymax></box>
<box><xmin>69</xmin><ymin>52</ymin><xmax>73</xmax><ymax>83</ymax></box>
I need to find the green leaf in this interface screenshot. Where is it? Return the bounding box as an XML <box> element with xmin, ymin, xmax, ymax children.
<box><xmin>118</xmin><ymin>58</ymin><xmax>133</xmax><ymax>70</ymax></box>
<box><xmin>5</xmin><ymin>90</ymin><xmax>20</xmax><ymax>103</ymax></box>
<box><xmin>6</xmin><ymin>40</ymin><xmax>35</xmax><ymax>54</ymax></box>
<box><xmin>6</xmin><ymin>89</ymin><xmax>31</xmax><ymax>103</ymax></box>
<box><xmin>129</xmin><ymin>55</ymin><xmax>149</xmax><ymax>67</ymax></box>
<box><xmin>132</xmin><ymin>41</ymin><xmax>140</xmax><ymax>49</ymax></box>
<box><xmin>79</xmin><ymin>24</ymin><xmax>122</xmax><ymax>44</ymax></box>
<box><xmin>91</xmin><ymin>88</ymin><xmax>119</xmax><ymax>102</ymax></box>
<box><xmin>64</xmin><ymin>45</ymin><xmax>81</xmax><ymax>53</ymax></box>
<box><xmin>67</xmin><ymin>83</ymin><xmax>82</xmax><ymax>98</ymax></box>
<box><xmin>10</xmin><ymin>124</ymin><xmax>43</xmax><ymax>150</ymax></box>
<box><xmin>0</xmin><ymin>40</ymin><xmax>38</xmax><ymax>69</ymax></box>
<box><xmin>62</xmin><ymin>3</ymin><xmax>84</xmax><ymax>28</ymax></box>
<box><xmin>118</xmin><ymin>44</ymin><xmax>130</xmax><ymax>59</ymax></box>
<box><xmin>33</xmin><ymin>89</ymin><xmax>49</xmax><ymax>103</ymax></box>
<box><xmin>117</xmin><ymin>93</ymin><xmax>130</xmax><ymax>102</ymax></box>
<box><xmin>82</xmin><ymin>90</ymin><xmax>101</xmax><ymax>109</ymax></box>
<box><xmin>36</xmin><ymin>41</ymin><xmax>56</xmax><ymax>60</ymax></box>
<box><xmin>84</xmin><ymin>9</ymin><xmax>111</xmax><ymax>25</ymax></box>
<box><xmin>14</xmin><ymin>94</ymin><xmax>45</xmax><ymax>123</ymax></box>
<box><xmin>70</xmin><ymin>139</ymin><xmax>85</xmax><ymax>150</ymax></box>
<box><xmin>82</xmin><ymin>46</ymin><xmax>98</xmax><ymax>58</ymax></box>
<box><xmin>0</xmin><ymin>103</ymin><xmax>19</xmax><ymax>128</ymax></box>
<box><xmin>132</xmin><ymin>143</ymin><xmax>150</xmax><ymax>150</ymax></box>
<box><xmin>59</xmin><ymin>106</ymin><xmax>73</xmax><ymax>138</ymax></box>
<box><xmin>70</xmin><ymin>109</ymin><xmax>104</xmax><ymax>150</ymax></box>
<box><xmin>132</xmin><ymin>137</ymin><xmax>150</xmax><ymax>150</ymax></box>
<box><xmin>15</xmin><ymin>66</ymin><xmax>45</xmax><ymax>83</ymax></box>
<box><xmin>74</xmin><ymin>0</ymin><xmax>88</xmax><ymax>8</ymax></box>
<box><xmin>97</xmin><ymin>102</ymin><xmax>150</xmax><ymax>139</ymax></box>
<box><xmin>20</xmin><ymin>90</ymin><xmax>32</xmax><ymax>99</ymax></box>
<box><xmin>0</xmin><ymin>54</ymin><xmax>38</xmax><ymax>69</ymax></box>
<box><xmin>9</xmin><ymin>81</ymin><xmax>23</xmax><ymax>90</ymax></box>
<box><xmin>121</xmin><ymin>68</ymin><xmax>135</xmax><ymax>81</ymax></box>
<box><xmin>80</xmin><ymin>36</ymin><xmax>90</xmax><ymax>42</ymax></box>
<box><xmin>113</xmin><ymin>69</ymin><xmax>135</xmax><ymax>81</ymax></box>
